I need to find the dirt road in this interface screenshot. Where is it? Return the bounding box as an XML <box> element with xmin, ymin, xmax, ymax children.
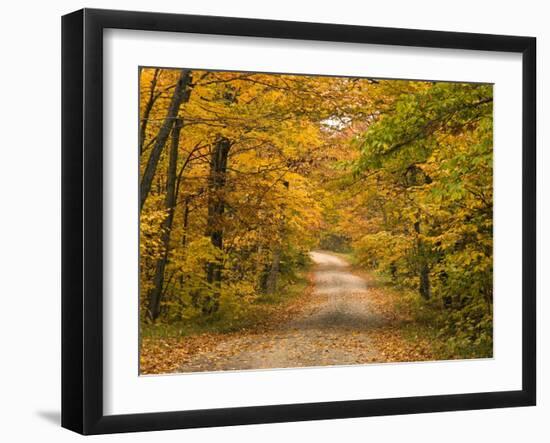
<box><xmin>177</xmin><ymin>251</ymin><xmax>385</xmax><ymax>372</ymax></box>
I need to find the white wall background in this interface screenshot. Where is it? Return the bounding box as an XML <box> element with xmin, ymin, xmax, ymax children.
<box><xmin>0</xmin><ymin>0</ymin><xmax>546</xmax><ymax>441</ymax></box>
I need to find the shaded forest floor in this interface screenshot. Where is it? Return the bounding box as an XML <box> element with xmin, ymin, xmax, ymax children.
<box><xmin>140</xmin><ymin>251</ymin><xmax>443</xmax><ymax>375</ymax></box>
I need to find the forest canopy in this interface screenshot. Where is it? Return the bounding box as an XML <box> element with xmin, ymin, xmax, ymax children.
<box><xmin>139</xmin><ymin>67</ymin><xmax>493</xmax><ymax>362</ymax></box>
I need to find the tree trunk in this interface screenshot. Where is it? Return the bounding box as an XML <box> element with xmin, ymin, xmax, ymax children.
<box><xmin>181</xmin><ymin>196</ymin><xmax>190</xmax><ymax>249</ymax></box>
<box><xmin>265</xmin><ymin>249</ymin><xmax>281</xmax><ymax>295</ymax></box>
<box><xmin>177</xmin><ymin>196</ymin><xmax>192</xmax><ymax>289</ymax></box>
<box><xmin>419</xmin><ymin>262</ymin><xmax>431</xmax><ymax>300</ymax></box>
<box><xmin>203</xmin><ymin>137</ymin><xmax>231</xmax><ymax>314</ymax></box>
<box><xmin>265</xmin><ymin>181</ymin><xmax>288</xmax><ymax>295</ymax></box>
<box><xmin>140</xmin><ymin>69</ymin><xmax>192</xmax><ymax>212</ymax></box>
<box><xmin>146</xmin><ymin>118</ymin><xmax>183</xmax><ymax>321</ymax></box>
<box><xmin>139</xmin><ymin>68</ymin><xmax>160</xmax><ymax>155</ymax></box>
<box><xmin>414</xmin><ymin>218</ymin><xmax>431</xmax><ymax>300</ymax></box>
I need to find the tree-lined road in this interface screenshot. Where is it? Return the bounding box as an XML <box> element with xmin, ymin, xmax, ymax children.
<box><xmin>177</xmin><ymin>251</ymin><xmax>384</xmax><ymax>372</ymax></box>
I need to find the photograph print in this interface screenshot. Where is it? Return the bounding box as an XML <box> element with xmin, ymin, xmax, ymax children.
<box><xmin>138</xmin><ymin>67</ymin><xmax>493</xmax><ymax>375</ymax></box>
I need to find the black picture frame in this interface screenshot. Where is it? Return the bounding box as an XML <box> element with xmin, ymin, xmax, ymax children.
<box><xmin>61</xmin><ymin>8</ymin><xmax>536</xmax><ymax>435</ymax></box>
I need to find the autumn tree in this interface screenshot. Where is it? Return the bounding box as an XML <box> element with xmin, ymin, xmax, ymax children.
<box><xmin>139</xmin><ymin>68</ymin><xmax>493</xmax><ymax>359</ymax></box>
<box><xmin>348</xmin><ymin>81</ymin><xmax>493</xmax><ymax>352</ymax></box>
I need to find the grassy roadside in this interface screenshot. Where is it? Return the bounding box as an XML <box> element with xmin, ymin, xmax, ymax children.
<box><xmin>140</xmin><ymin>267</ymin><xmax>314</xmax><ymax>374</ymax></box>
<box><xmin>141</xmin><ymin>269</ymin><xmax>311</xmax><ymax>340</ymax></box>
<box><xmin>334</xmin><ymin>250</ymin><xmax>490</xmax><ymax>362</ymax></box>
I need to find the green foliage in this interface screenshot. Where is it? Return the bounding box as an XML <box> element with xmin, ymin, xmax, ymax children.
<box><xmin>139</xmin><ymin>68</ymin><xmax>493</xmax><ymax>361</ymax></box>
<box><xmin>141</xmin><ymin>270</ymin><xmax>310</xmax><ymax>339</ymax></box>
<box><xmin>350</xmin><ymin>81</ymin><xmax>493</xmax><ymax>355</ymax></box>
<box><xmin>394</xmin><ymin>288</ymin><xmax>492</xmax><ymax>360</ymax></box>
<box><xmin>318</xmin><ymin>233</ymin><xmax>352</xmax><ymax>252</ymax></box>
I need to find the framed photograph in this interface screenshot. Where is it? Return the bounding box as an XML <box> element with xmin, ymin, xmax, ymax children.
<box><xmin>61</xmin><ymin>8</ymin><xmax>536</xmax><ymax>435</ymax></box>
